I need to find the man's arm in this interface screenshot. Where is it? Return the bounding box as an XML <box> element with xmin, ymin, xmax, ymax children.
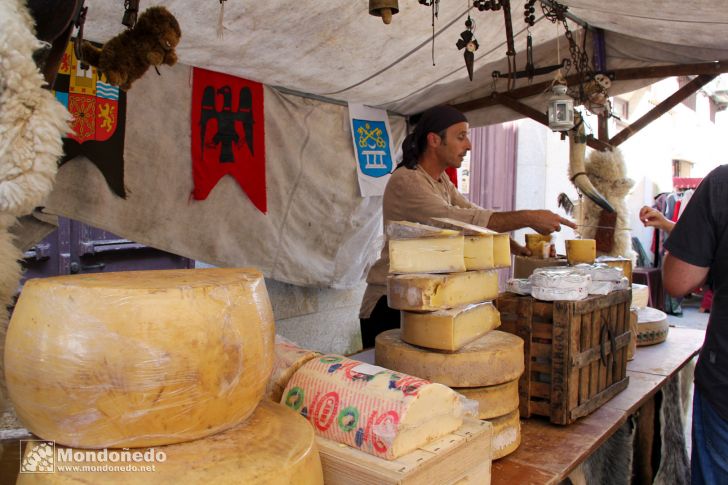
<box><xmin>487</xmin><ymin>210</ymin><xmax>576</xmax><ymax>234</ymax></box>
<box><xmin>663</xmin><ymin>252</ymin><xmax>709</xmax><ymax>297</ymax></box>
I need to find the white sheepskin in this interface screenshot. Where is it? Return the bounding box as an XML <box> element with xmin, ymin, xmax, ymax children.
<box><xmin>0</xmin><ymin>0</ymin><xmax>72</xmax><ymax>412</ymax></box>
<box><xmin>578</xmin><ymin>148</ymin><xmax>636</xmax><ymax>260</ymax></box>
<box><xmin>0</xmin><ymin>0</ymin><xmax>72</xmax><ymax>217</ymax></box>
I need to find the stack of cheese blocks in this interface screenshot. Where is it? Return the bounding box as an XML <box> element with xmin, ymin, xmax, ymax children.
<box><xmin>375</xmin><ymin>219</ymin><xmax>525</xmax><ymax>460</ymax></box>
<box><xmin>5</xmin><ymin>268</ymin><xmax>325</xmax><ymax>484</ymax></box>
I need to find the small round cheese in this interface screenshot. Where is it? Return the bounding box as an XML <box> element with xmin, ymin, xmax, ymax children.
<box><xmin>455</xmin><ymin>379</ymin><xmax>520</xmax><ymax>420</ymax></box>
<box><xmin>6</xmin><ymin>268</ymin><xmax>275</xmax><ymax>448</ymax></box>
<box><xmin>487</xmin><ymin>409</ymin><xmax>521</xmax><ymax>459</ymax></box>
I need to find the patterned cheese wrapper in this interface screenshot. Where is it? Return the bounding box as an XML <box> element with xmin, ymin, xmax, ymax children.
<box><xmin>281</xmin><ymin>355</ymin><xmax>459</xmax><ymax>459</ymax></box>
<box><xmin>265</xmin><ymin>337</ymin><xmax>320</xmax><ymax>402</ymax></box>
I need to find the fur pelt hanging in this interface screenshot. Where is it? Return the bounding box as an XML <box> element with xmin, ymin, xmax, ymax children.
<box><xmin>0</xmin><ymin>0</ymin><xmax>71</xmax><ymax>412</ymax></box>
<box><xmin>576</xmin><ymin>148</ymin><xmax>636</xmax><ymax>260</ymax></box>
<box><xmin>0</xmin><ymin>0</ymin><xmax>72</xmax><ymax>218</ymax></box>
<box><xmin>653</xmin><ymin>372</ymin><xmax>692</xmax><ymax>485</ymax></box>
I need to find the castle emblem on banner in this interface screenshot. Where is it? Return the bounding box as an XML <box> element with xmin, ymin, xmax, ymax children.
<box><xmin>352</xmin><ymin>119</ymin><xmax>392</xmax><ymax>177</ymax></box>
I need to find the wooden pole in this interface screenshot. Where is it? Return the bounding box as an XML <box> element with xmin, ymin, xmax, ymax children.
<box><xmin>608</xmin><ymin>75</ymin><xmax>716</xmax><ymax>147</ymax></box>
<box><xmin>598</xmin><ymin>113</ymin><xmax>609</xmax><ymax>142</ymax></box>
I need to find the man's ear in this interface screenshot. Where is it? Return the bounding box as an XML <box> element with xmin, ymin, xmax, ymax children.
<box><xmin>426</xmin><ymin>131</ymin><xmax>441</xmax><ymax>148</ymax></box>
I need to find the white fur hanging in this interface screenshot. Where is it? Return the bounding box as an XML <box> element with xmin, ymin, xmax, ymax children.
<box><xmin>217</xmin><ymin>0</ymin><xmax>226</xmax><ymax>39</ymax></box>
<box><xmin>0</xmin><ymin>0</ymin><xmax>72</xmax><ymax>219</ymax></box>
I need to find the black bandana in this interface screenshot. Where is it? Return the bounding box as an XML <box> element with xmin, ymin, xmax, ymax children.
<box><xmin>400</xmin><ymin>105</ymin><xmax>468</xmax><ymax>169</ymax></box>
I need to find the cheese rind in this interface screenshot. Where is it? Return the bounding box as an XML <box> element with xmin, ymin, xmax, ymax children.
<box><xmin>282</xmin><ymin>355</ymin><xmax>463</xmax><ymax>460</ymax></box>
<box><xmin>401</xmin><ymin>302</ymin><xmax>501</xmax><ymax>352</ymax></box>
<box><xmin>5</xmin><ymin>268</ymin><xmax>275</xmax><ymax>448</ymax></box>
<box><xmin>17</xmin><ymin>401</ymin><xmax>324</xmax><ymax>485</ymax></box>
<box><xmin>454</xmin><ymin>379</ymin><xmax>520</xmax><ymax>420</ymax></box>
<box><xmin>266</xmin><ymin>337</ymin><xmax>320</xmax><ymax>403</ymax></box>
<box><xmin>387</xmin><ymin>271</ymin><xmax>499</xmax><ymax>311</ymax></box>
<box><xmin>375</xmin><ymin>330</ymin><xmax>524</xmax><ymax>387</ymax></box>
<box><xmin>487</xmin><ymin>409</ymin><xmax>521</xmax><ymax>459</ymax></box>
<box><xmin>389</xmin><ymin>236</ymin><xmax>466</xmax><ymax>274</ymax></box>
<box><xmin>566</xmin><ymin>239</ymin><xmax>596</xmax><ymax>265</ymax></box>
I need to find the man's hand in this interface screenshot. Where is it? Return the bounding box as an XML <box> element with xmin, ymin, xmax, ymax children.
<box><xmin>639</xmin><ymin>206</ymin><xmax>675</xmax><ymax>233</ymax></box>
<box><xmin>510</xmin><ymin>238</ymin><xmax>531</xmax><ymax>256</ymax></box>
<box><xmin>528</xmin><ymin>210</ymin><xmax>576</xmax><ymax>235</ymax></box>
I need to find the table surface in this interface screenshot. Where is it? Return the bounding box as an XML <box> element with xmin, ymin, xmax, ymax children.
<box><xmin>351</xmin><ymin>326</ymin><xmax>705</xmax><ymax>485</ymax></box>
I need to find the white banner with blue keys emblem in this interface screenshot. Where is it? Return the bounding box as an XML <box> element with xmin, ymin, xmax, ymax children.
<box><xmin>348</xmin><ymin>103</ymin><xmax>395</xmax><ymax>197</ymax></box>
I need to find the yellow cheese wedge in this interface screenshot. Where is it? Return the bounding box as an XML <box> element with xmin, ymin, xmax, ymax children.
<box><xmin>282</xmin><ymin>355</ymin><xmax>463</xmax><ymax>460</ymax></box>
<box><xmin>566</xmin><ymin>239</ymin><xmax>596</xmax><ymax>265</ymax></box>
<box><xmin>375</xmin><ymin>329</ymin><xmax>524</xmax><ymax>387</ymax></box>
<box><xmin>493</xmin><ymin>233</ymin><xmax>511</xmax><ymax>268</ymax></box>
<box><xmin>487</xmin><ymin>409</ymin><xmax>521</xmax><ymax>459</ymax></box>
<box><xmin>525</xmin><ymin>234</ymin><xmax>552</xmax><ymax>258</ymax></box>
<box><xmin>386</xmin><ymin>220</ymin><xmax>460</xmax><ymax>239</ymax></box>
<box><xmin>387</xmin><ymin>270</ymin><xmax>499</xmax><ymax>311</ymax></box>
<box><xmin>401</xmin><ymin>302</ymin><xmax>501</xmax><ymax>352</ymax></box>
<box><xmin>266</xmin><ymin>337</ymin><xmax>320</xmax><ymax>403</ymax></box>
<box><xmin>389</xmin><ymin>236</ymin><xmax>466</xmax><ymax>274</ymax></box>
<box><xmin>454</xmin><ymin>379</ymin><xmax>520</xmax><ymax>420</ymax></box>
<box><xmin>17</xmin><ymin>401</ymin><xmax>324</xmax><ymax>485</ymax></box>
<box><xmin>5</xmin><ymin>268</ymin><xmax>275</xmax><ymax>448</ymax></box>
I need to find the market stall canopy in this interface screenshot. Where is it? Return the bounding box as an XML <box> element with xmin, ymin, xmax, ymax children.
<box><xmin>79</xmin><ymin>0</ymin><xmax>728</xmax><ymax>125</ymax></box>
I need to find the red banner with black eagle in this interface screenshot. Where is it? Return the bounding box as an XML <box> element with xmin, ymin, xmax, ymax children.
<box><xmin>190</xmin><ymin>68</ymin><xmax>266</xmax><ymax>213</ymax></box>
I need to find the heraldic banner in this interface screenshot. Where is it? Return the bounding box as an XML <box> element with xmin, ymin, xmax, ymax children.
<box><xmin>348</xmin><ymin>103</ymin><xmax>395</xmax><ymax>197</ymax></box>
<box><xmin>53</xmin><ymin>40</ymin><xmax>127</xmax><ymax>198</ymax></box>
<box><xmin>191</xmin><ymin>67</ymin><xmax>266</xmax><ymax>213</ymax></box>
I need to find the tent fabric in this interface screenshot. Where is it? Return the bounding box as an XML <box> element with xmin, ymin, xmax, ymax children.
<box><xmin>78</xmin><ymin>1</ymin><xmax>728</xmax><ymax>120</ymax></box>
<box><xmin>43</xmin><ymin>64</ymin><xmax>405</xmax><ymax>288</ymax></box>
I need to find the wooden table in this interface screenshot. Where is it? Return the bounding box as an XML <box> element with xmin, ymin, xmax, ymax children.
<box><xmin>351</xmin><ymin>327</ymin><xmax>704</xmax><ymax>485</ymax></box>
<box><xmin>492</xmin><ymin>326</ymin><xmax>703</xmax><ymax>484</ymax></box>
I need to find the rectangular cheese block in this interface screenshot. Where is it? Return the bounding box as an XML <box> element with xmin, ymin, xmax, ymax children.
<box><xmin>566</xmin><ymin>239</ymin><xmax>596</xmax><ymax>265</ymax></box>
<box><xmin>387</xmin><ymin>270</ymin><xmax>500</xmax><ymax>311</ymax></box>
<box><xmin>401</xmin><ymin>302</ymin><xmax>501</xmax><ymax>352</ymax></box>
<box><xmin>493</xmin><ymin>233</ymin><xmax>511</xmax><ymax>268</ymax></box>
<box><xmin>281</xmin><ymin>355</ymin><xmax>463</xmax><ymax>460</ymax></box>
<box><xmin>389</xmin><ymin>236</ymin><xmax>466</xmax><ymax>274</ymax></box>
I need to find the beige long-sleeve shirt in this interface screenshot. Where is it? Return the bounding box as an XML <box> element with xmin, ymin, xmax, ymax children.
<box><xmin>359</xmin><ymin>165</ymin><xmax>493</xmax><ymax>318</ymax></box>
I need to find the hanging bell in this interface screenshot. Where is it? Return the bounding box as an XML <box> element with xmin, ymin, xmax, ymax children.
<box><xmin>369</xmin><ymin>0</ymin><xmax>399</xmax><ymax>24</ymax></box>
<box><xmin>547</xmin><ymin>84</ymin><xmax>575</xmax><ymax>131</ymax></box>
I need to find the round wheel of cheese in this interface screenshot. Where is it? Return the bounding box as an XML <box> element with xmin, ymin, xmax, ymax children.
<box><xmin>17</xmin><ymin>401</ymin><xmax>324</xmax><ymax>485</ymax></box>
<box><xmin>5</xmin><ymin>268</ymin><xmax>275</xmax><ymax>448</ymax></box>
<box><xmin>636</xmin><ymin>307</ymin><xmax>669</xmax><ymax>346</ymax></box>
<box><xmin>454</xmin><ymin>379</ymin><xmax>520</xmax><ymax>420</ymax></box>
<box><xmin>487</xmin><ymin>409</ymin><xmax>521</xmax><ymax>459</ymax></box>
<box><xmin>375</xmin><ymin>329</ymin><xmax>524</xmax><ymax>387</ymax></box>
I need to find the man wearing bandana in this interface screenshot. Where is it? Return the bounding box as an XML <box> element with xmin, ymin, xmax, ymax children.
<box><xmin>359</xmin><ymin>105</ymin><xmax>576</xmax><ymax>348</ymax></box>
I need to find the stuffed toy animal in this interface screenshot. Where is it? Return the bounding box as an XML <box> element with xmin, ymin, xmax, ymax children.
<box><xmin>81</xmin><ymin>6</ymin><xmax>181</xmax><ymax>91</ymax></box>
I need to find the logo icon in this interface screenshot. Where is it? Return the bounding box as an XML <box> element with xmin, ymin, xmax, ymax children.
<box><xmin>352</xmin><ymin>119</ymin><xmax>392</xmax><ymax>177</ymax></box>
<box><xmin>20</xmin><ymin>440</ymin><xmax>55</xmax><ymax>473</ymax></box>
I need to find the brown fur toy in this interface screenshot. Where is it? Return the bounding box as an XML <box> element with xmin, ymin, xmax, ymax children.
<box><xmin>81</xmin><ymin>6</ymin><xmax>181</xmax><ymax>91</ymax></box>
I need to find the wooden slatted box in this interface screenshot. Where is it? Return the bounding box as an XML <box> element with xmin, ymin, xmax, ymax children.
<box><xmin>495</xmin><ymin>290</ymin><xmax>631</xmax><ymax>425</ymax></box>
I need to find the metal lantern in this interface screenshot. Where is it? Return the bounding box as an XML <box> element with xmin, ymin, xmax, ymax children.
<box><xmin>547</xmin><ymin>83</ymin><xmax>575</xmax><ymax>131</ymax></box>
<box><xmin>369</xmin><ymin>0</ymin><xmax>399</xmax><ymax>24</ymax></box>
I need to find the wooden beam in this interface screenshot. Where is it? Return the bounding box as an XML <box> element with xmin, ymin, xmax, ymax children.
<box><xmin>598</xmin><ymin>114</ymin><xmax>609</xmax><ymax>142</ymax></box>
<box><xmin>452</xmin><ymin>61</ymin><xmax>728</xmax><ymax>114</ymax></box>
<box><xmin>608</xmin><ymin>74</ymin><xmax>715</xmax><ymax>147</ymax></box>
<box><xmin>493</xmin><ymin>93</ymin><xmax>612</xmax><ymax>151</ymax></box>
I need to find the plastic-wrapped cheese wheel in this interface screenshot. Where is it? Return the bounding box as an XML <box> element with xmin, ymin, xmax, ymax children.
<box><xmin>5</xmin><ymin>268</ymin><xmax>275</xmax><ymax>448</ymax></box>
<box><xmin>17</xmin><ymin>401</ymin><xmax>324</xmax><ymax>485</ymax></box>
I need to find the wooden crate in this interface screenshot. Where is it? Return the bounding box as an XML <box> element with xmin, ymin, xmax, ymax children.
<box><xmin>316</xmin><ymin>418</ymin><xmax>492</xmax><ymax>485</ymax></box>
<box><xmin>496</xmin><ymin>290</ymin><xmax>631</xmax><ymax>425</ymax></box>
